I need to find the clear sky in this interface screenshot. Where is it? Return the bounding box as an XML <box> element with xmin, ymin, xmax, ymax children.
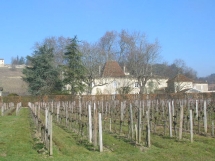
<box><xmin>0</xmin><ymin>0</ymin><xmax>214</xmax><ymax>77</ymax></box>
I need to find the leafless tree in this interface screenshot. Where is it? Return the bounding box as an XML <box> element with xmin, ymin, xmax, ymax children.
<box><xmin>80</xmin><ymin>30</ymin><xmax>162</xmax><ymax>94</ymax></box>
<box><xmin>123</xmin><ymin>31</ymin><xmax>161</xmax><ymax>94</ymax></box>
<box><xmin>79</xmin><ymin>41</ymin><xmax>110</xmax><ymax>94</ymax></box>
<box><xmin>98</xmin><ymin>31</ymin><xmax>118</xmax><ymax>62</ymax></box>
<box><xmin>154</xmin><ymin>59</ymin><xmax>197</xmax><ymax>81</ymax></box>
<box><xmin>118</xmin><ymin>30</ymin><xmax>135</xmax><ymax>65</ymax></box>
<box><xmin>33</xmin><ymin>36</ymin><xmax>71</xmax><ymax>66</ymax></box>
<box><xmin>172</xmin><ymin>59</ymin><xmax>197</xmax><ymax>79</ymax></box>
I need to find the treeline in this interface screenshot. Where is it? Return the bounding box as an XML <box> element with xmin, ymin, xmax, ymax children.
<box><xmin>199</xmin><ymin>74</ymin><xmax>215</xmax><ymax>84</ymax></box>
<box><xmin>21</xmin><ymin>30</ymin><xmax>202</xmax><ymax>95</ymax></box>
<box><xmin>153</xmin><ymin>60</ymin><xmax>197</xmax><ymax>80</ymax></box>
<box><xmin>11</xmin><ymin>55</ymin><xmax>30</xmax><ymax>65</ymax></box>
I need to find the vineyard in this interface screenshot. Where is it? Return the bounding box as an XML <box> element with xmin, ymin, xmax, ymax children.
<box><xmin>1</xmin><ymin>93</ymin><xmax>215</xmax><ymax>161</ymax></box>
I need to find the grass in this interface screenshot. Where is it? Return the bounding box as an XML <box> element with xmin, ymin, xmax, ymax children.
<box><xmin>0</xmin><ymin>108</ymin><xmax>215</xmax><ymax>161</ymax></box>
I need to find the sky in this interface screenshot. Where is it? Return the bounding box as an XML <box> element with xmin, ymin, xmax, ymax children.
<box><xmin>0</xmin><ymin>0</ymin><xmax>214</xmax><ymax>77</ymax></box>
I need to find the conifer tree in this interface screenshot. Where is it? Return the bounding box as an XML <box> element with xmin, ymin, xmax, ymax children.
<box><xmin>63</xmin><ymin>36</ymin><xmax>86</xmax><ymax>95</ymax></box>
<box><xmin>22</xmin><ymin>45</ymin><xmax>62</xmax><ymax>95</ymax></box>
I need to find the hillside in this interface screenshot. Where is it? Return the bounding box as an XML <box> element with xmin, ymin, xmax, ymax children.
<box><xmin>0</xmin><ymin>67</ymin><xmax>28</xmax><ymax>95</ymax></box>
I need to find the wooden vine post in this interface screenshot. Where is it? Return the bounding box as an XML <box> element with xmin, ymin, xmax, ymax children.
<box><xmin>190</xmin><ymin>110</ymin><xmax>193</xmax><ymax>143</ymax></box>
<box><xmin>168</xmin><ymin>102</ymin><xmax>172</xmax><ymax>137</ymax></box>
<box><xmin>146</xmin><ymin>110</ymin><xmax>151</xmax><ymax>147</ymax></box>
<box><xmin>45</xmin><ymin>108</ymin><xmax>48</xmax><ymax>148</ymax></box>
<box><xmin>93</xmin><ymin>103</ymin><xmax>98</xmax><ymax>147</ymax></box>
<box><xmin>179</xmin><ymin>105</ymin><xmax>184</xmax><ymax>140</ymax></box>
<box><xmin>138</xmin><ymin>105</ymin><xmax>142</xmax><ymax>143</ymax></box>
<box><xmin>120</xmin><ymin>101</ymin><xmax>124</xmax><ymax>134</ymax></box>
<box><xmin>88</xmin><ymin>104</ymin><xmax>92</xmax><ymax>143</ymax></box>
<box><xmin>98</xmin><ymin>113</ymin><xmax>103</xmax><ymax>152</ymax></box>
<box><xmin>195</xmin><ymin>100</ymin><xmax>198</xmax><ymax>119</ymax></box>
<box><xmin>212</xmin><ymin>120</ymin><xmax>214</xmax><ymax>137</ymax></box>
<box><xmin>129</xmin><ymin>103</ymin><xmax>134</xmax><ymax>140</ymax></box>
<box><xmin>49</xmin><ymin>111</ymin><xmax>53</xmax><ymax>156</ymax></box>
<box><xmin>204</xmin><ymin>101</ymin><xmax>207</xmax><ymax>133</ymax></box>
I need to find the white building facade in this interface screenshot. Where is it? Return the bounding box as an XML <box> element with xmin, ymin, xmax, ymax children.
<box><xmin>0</xmin><ymin>59</ymin><xmax>4</xmax><ymax>67</ymax></box>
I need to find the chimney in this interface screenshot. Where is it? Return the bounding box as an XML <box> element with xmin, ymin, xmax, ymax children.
<box><xmin>123</xmin><ymin>66</ymin><xmax>130</xmax><ymax>75</ymax></box>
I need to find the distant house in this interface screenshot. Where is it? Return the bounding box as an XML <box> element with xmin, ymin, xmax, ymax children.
<box><xmin>0</xmin><ymin>59</ymin><xmax>4</xmax><ymax>67</ymax></box>
<box><xmin>167</xmin><ymin>74</ymin><xmax>209</xmax><ymax>93</ymax></box>
<box><xmin>167</xmin><ymin>74</ymin><xmax>193</xmax><ymax>93</ymax></box>
<box><xmin>193</xmin><ymin>81</ymin><xmax>208</xmax><ymax>92</ymax></box>
<box><xmin>91</xmin><ymin>61</ymin><xmax>168</xmax><ymax>95</ymax></box>
<box><xmin>91</xmin><ymin>61</ymin><xmax>139</xmax><ymax>95</ymax></box>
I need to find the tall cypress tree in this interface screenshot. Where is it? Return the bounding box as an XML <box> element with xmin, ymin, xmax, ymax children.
<box><xmin>63</xmin><ymin>36</ymin><xmax>86</xmax><ymax>95</ymax></box>
<box><xmin>22</xmin><ymin>45</ymin><xmax>62</xmax><ymax>95</ymax></box>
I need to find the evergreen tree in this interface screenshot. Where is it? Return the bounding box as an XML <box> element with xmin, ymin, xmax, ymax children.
<box><xmin>22</xmin><ymin>45</ymin><xmax>62</xmax><ymax>95</ymax></box>
<box><xmin>19</xmin><ymin>56</ymin><xmax>25</xmax><ymax>64</ymax></box>
<box><xmin>63</xmin><ymin>36</ymin><xmax>86</xmax><ymax>95</ymax></box>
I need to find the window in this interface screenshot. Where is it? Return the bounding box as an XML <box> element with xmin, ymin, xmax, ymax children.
<box><xmin>113</xmin><ymin>81</ymin><xmax>117</xmax><ymax>88</ymax></box>
<box><xmin>134</xmin><ymin>82</ymin><xmax>139</xmax><ymax>87</ymax></box>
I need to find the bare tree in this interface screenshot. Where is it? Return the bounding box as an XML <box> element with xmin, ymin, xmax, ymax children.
<box><xmin>80</xmin><ymin>41</ymin><xmax>110</xmax><ymax>94</ymax></box>
<box><xmin>153</xmin><ymin>59</ymin><xmax>197</xmax><ymax>81</ymax></box>
<box><xmin>118</xmin><ymin>30</ymin><xmax>135</xmax><ymax>66</ymax></box>
<box><xmin>124</xmin><ymin>32</ymin><xmax>161</xmax><ymax>94</ymax></box>
<box><xmin>170</xmin><ymin>59</ymin><xmax>197</xmax><ymax>79</ymax></box>
<box><xmin>80</xmin><ymin>30</ymin><xmax>162</xmax><ymax>94</ymax></box>
<box><xmin>33</xmin><ymin>36</ymin><xmax>71</xmax><ymax>66</ymax></box>
<box><xmin>98</xmin><ymin>31</ymin><xmax>118</xmax><ymax>62</ymax></box>
<box><xmin>10</xmin><ymin>56</ymin><xmax>26</xmax><ymax>71</ymax></box>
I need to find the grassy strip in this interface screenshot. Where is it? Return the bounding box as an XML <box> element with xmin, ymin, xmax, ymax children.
<box><xmin>1</xmin><ymin>107</ymin><xmax>16</xmax><ymax>116</ymax></box>
<box><xmin>0</xmin><ymin>108</ymin><xmax>43</xmax><ymax>161</ymax></box>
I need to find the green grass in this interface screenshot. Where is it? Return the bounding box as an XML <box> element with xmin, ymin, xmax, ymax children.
<box><xmin>0</xmin><ymin>108</ymin><xmax>215</xmax><ymax>161</ymax></box>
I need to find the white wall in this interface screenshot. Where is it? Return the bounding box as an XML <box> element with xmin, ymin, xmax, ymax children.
<box><xmin>92</xmin><ymin>77</ymin><xmax>140</xmax><ymax>95</ymax></box>
<box><xmin>92</xmin><ymin>77</ymin><xmax>168</xmax><ymax>95</ymax></box>
<box><xmin>0</xmin><ymin>59</ymin><xmax>4</xmax><ymax>66</ymax></box>
<box><xmin>193</xmin><ymin>83</ymin><xmax>208</xmax><ymax>92</ymax></box>
<box><xmin>174</xmin><ymin>82</ymin><xmax>193</xmax><ymax>92</ymax></box>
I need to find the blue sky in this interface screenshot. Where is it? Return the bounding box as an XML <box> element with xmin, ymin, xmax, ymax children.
<box><xmin>0</xmin><ymin>0</ymin><xmax>214</xmax><ymax>77</ymax></box>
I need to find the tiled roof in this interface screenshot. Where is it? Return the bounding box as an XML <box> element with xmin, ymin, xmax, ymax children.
<box><xmin>102</xmin><ymin>61</ymin><xmax>125</xmax><ymax>77</ymax></box>
<box><xmin>167</xmin><ymin>74</ymin><xmax>193</xmax><ymax>83</ymax></box>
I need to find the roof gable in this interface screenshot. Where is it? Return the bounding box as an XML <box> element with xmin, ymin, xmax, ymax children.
<box><xmin>102</xmin><ymin>61</ymin><xmax>125</xmax><ymax>77</ymax></box>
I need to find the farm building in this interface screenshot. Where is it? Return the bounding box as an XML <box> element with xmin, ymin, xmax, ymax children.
<box><xmin>166</xmin><ymin>74</ymin><xmax>209</xmax><ymax>93</ymax></box>
<box><xmin>90</xmin><ymin>60</ymin><xmax>168</xmax><ymax>95</ymax></box>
